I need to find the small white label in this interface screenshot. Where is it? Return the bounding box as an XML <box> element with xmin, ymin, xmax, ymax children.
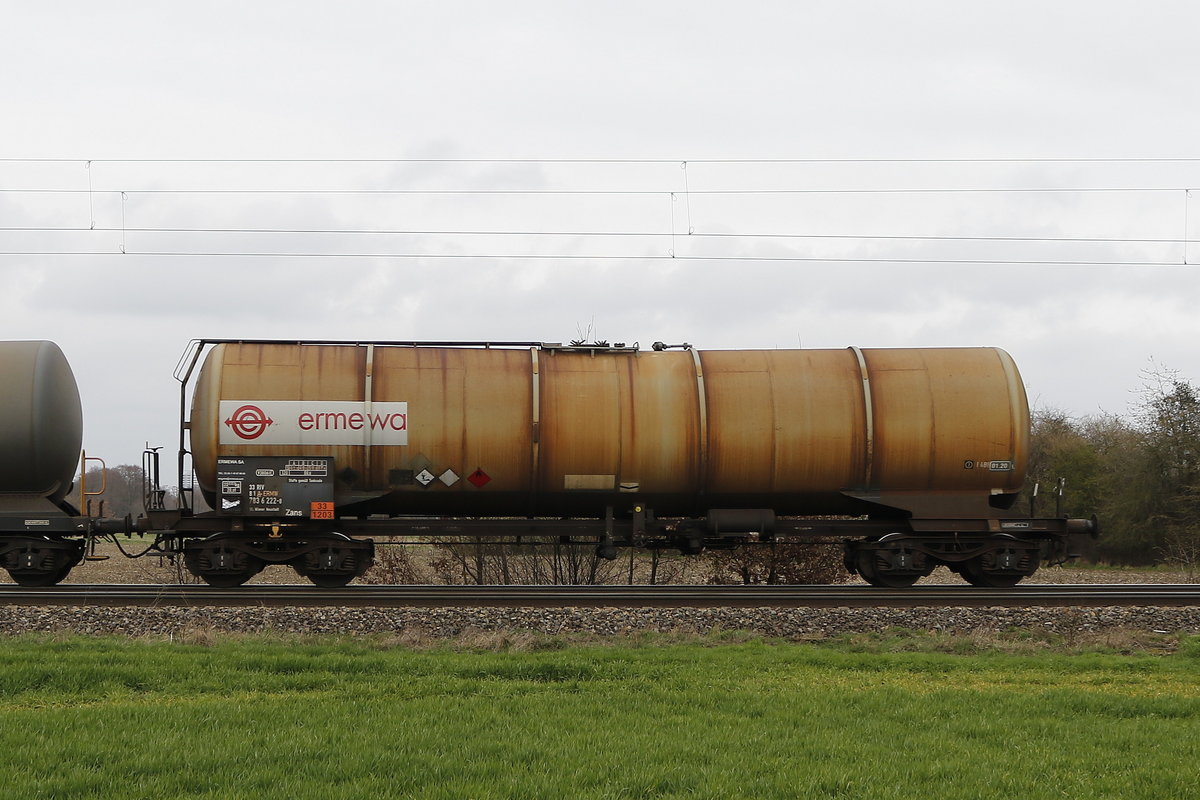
<box><xmin>23</xmin><ymin>519</ymin><xmax>50</xmax><ymax>526</ymax></box>
<box><xmin>964</xmin><ymin>459</ymin><xmax>1015</xmax><ymax>472</ymax></box>
<box><xmin>415</xmin><ymin>469</ymin><xmax>435</xmax><ymax>487</ymax></box>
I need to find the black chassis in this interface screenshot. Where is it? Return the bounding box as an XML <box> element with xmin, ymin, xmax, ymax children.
<box><xmin>150</xmin><ymin>507</ymin><xmax>1093</xmax><ymax>588</ymax></box>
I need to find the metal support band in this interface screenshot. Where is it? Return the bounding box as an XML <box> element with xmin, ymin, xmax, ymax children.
<box><xmin>690</xmin><ymin>347</ymin><xmax>709</xmax><ymax>493</ymax></box>
<box><xmin>363</xmin><ymin>344</ymin><xmax>375</xmax><ymax>482</ymax></box>
<box><xmin>849</xmin><ymin>346</ymin><xmax>875</xmax><ymax>488</ymax></box>
<box><xmin>530</xmin><ymin>347</ymin><xmax>541</xmax><ymax>513</ymax></box>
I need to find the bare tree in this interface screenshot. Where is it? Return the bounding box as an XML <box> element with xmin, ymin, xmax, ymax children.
<box><xmin>78</xmin><ymin>464</ymin><xmax>179</xmax><ymax>519</ymax></box>
<box><xmin>703</xmin><ymin>539</ymin><xmax>847</xmax><ymax>585</ymax></box>
<box><xmin>426</xmin><ymin>538</ymin><xmax>623</xmax><ymax>585</ymax></box>
<box><xmin>1138</xmin><ymin>367</ymin><xmax>1200</xmax><ymax>578</ymax></box>
<box><xmin>359</xmin><ymin>543</ymin><xmax>429</xmax><ymax>584</ymax></box>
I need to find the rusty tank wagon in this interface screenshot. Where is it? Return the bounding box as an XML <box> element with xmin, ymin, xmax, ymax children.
<box><xmin>137</xmin><ymin>339</ymin><xmax>1095</xmax><ymax>588</ymax></box>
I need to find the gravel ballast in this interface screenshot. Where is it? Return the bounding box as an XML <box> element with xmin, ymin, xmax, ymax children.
<box><xmin>2</xmin><ymin>604</ymin><xmax>1199</xmax><ymax>639</ymax></box>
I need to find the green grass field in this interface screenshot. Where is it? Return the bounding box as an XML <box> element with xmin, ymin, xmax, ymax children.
<box><xmin>0</xmin><ymin>633</ymin><xmax>1197</xmax><ymax>799</ymax></box>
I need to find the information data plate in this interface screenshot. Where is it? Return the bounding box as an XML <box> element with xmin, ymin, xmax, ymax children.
<box><xmin>216</xmin><ymin>456</ymin><xmax>335</xmax><ymax>518</ymax></box>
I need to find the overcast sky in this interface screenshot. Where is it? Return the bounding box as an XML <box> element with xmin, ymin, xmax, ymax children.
<box><xmin>3</xmin><ymin>1</ymin><xmax>1200</xmax><ymax>469</ymax></box>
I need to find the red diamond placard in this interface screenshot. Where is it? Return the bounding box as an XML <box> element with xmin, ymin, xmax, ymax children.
<box><xmin>467</xmin><ymin>468</ymin><xmax>491</xmax><ymax>488</ymax></box>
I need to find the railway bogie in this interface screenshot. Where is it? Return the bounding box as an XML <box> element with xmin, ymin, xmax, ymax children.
<box><xmin>0</xmin><ymin>536</ymin><xmax>86</xmax><ymax>586</ymax></box>
<box><xmin>178</xmin><ymin>531</ymin><xmax>374</xmax><ymax>587</ymax></box>
<box><xmin>845</xmin><ymin>532</ymin><xmax>1052</xmax><ymax>588</ymax></box>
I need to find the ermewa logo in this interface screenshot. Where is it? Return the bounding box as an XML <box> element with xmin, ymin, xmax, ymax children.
<box><xmin>224</xmin><ymin>405</ymin><xmax>274</xmax><ymax>440</ymax></box>
<box><xmin>218</xmin><ymin>400</ymin><xmax>409</xmax><ymax>446</ymax></box>
<box><xmin>297</xmin><ymin>410</ymin><xmax>407</xmax><ymax>432</ymax></box>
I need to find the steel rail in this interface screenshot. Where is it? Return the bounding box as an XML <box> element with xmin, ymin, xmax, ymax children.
<box><xmin>1</xmin><ymin>584</ymin><xmax>1199</xmax><ymax>608</ymax></box>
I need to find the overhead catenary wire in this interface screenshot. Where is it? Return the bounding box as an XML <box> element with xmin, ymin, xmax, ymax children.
<box><xmin>4</xmin><ymin>158</ymin><xmax>1196</xmax><ymax>266</ymax></box>
<box><xmin>2</xmin><ymin>225</ymin><xmax>1199</xmax><ymax>246</ymax></box>
<box><xmin>0</xmin><ymin>186</ymin><xmax>1190</xmax><ymax>195</ymax></box>
<box><xmin>6</xmin><ymin>157</ymin><xmax>1200</xmax><ymax>164</ymax></box>
<box><xmin>0</xmin><ymin>250</ymin><xmax>1190</xmax><ymax>266</ymax></box>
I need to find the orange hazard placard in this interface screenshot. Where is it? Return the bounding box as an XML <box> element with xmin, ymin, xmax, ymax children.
<box><xmin>310</xmin><ymin>502</ymin><xmax>335</xmax><ymax>520</ymax></box>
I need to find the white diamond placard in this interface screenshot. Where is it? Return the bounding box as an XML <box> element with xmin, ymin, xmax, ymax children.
<box><xmin>414</xmin><ymin>469</ymin><xmax>435</xmax><ymax>487</ymax></box>
<box><xmin>439</xmin><ymin>469</ymin><xmax>459</xmax><ymax>487</ymax></box>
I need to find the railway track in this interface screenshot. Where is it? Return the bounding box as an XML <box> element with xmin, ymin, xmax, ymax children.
<box><xmin>1</xmin><ymin>584</ymin><xmax>1199</xmax><ymax>608</ymax></box>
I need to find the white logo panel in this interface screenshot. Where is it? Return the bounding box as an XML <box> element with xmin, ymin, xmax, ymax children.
<box><xmin>219</xmin><ymin>401</ymin><xmax>408</xmax><ymax>446</ymax></box>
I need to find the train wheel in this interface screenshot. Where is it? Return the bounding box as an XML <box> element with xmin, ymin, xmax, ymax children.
<box><xmin>293</xmin><ymin>537</ymin><xmax>368</xmax><ymax>587</ymax></box>
<box><xmin>3</xmin><ymin>538</ymin><xmax>84</xmax><ymax>586</ymax></box>
<box><xmin>6</xmin><ymin>565</ymin><xmax>73</xmax><ymax>587</ymax></box>
<box><xmin>197</xmin><ymin>555</ymin><xmax>264</xmax><ymax>588</ymax></box>
<box><xmin>854</xmin><ymin>549</ymin><xmax>920</xmax><ymax>588</ymax></box>
<box><xmin>872</xmin><ymin>571</ymin><xmax>920</xmax><ymax>588</ymax></box>
<box><xmin>185</xmin><ymin>539</ymin><xmax>266</xmax><ymax>587</ymax></box>
<box><xmin>307</xmin><ymin>573</ymin><xmax>354</xmax><ymax>588</ymax></box>
<box><xmin>198</xmin><ymin>571</ymin><xmax>258</xmax><ymax>588</ymax></box>
<box><xmin>960</xmin><ymin>558</ymin><xmax>1023</xmax><ymax>588</ymax></box>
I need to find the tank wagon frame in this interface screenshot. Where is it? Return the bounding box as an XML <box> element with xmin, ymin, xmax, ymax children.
<box><xmin>132</xmin><ymin>338</ymin><xmax>1096</xmax><ymax>588</ymax></box>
